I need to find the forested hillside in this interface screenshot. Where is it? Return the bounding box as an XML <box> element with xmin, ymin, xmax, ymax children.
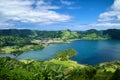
<box><xmin>0</xmin><ymin>29</ymin><xmax>111</xmax><ymax>40</ymax></box>
<box><xmin>0</xmin><ymin>29</ymin><xmax>120</xmax><ymax>55</ymax></box>
<box><xmin>1</xmin><ymin>29</ymin><xmax>120</xmax><ymax>40</ymax></box>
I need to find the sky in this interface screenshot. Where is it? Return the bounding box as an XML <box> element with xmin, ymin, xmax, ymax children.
<box><xmin>0</xmin><ymin>0</ymin><xmax>120</xmax><ymax>30</ymax></box>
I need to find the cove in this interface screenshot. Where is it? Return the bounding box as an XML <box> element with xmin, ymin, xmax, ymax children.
<box><xmin>1</xmin><ymin>40</ymin><xmax>120</xmax><ymax>65</ymax></box>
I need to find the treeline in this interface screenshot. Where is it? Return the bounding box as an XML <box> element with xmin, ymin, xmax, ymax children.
<box><xmin>1</xmin><ymin>29</ymin><xmax>120</xmax><ymax>40</ymax></box>
<box><xmin>0</xmin><ymin>36</ymin><xmax>31</xmax><ymax>47</ymax></box>
<box><xmin>0</xmin><ymin>29</ymin><xmax>62</xmax><ymax>39</ymax></box>
<box><xmin>55</xmin><ymin>49</ymin><xmax>77</xmax><ymax>61</ymax></box>
<box><xmin>0</xmin><ymin>29</ymin><xmax>107</xmax><ymax>47</ymax></box>
<box><xmin>103</xmin><ymin>29</ymin><xmax>120</xmax><ymax>40</ymax></box>
<box><xmin>0</xmin><ymin>56</ymin><xmax>120</xmax><ymax>80</ymax></box>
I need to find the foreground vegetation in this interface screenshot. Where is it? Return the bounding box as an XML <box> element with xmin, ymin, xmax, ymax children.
<box><xmin>0</xmin><ymin>56</ymin><xmax>120</xmax><ymax>80</ymax></box>
<box><xmin>0</xmin><ymin>49</ymin><xmax>120</xmax><ymax>80</ymax></box>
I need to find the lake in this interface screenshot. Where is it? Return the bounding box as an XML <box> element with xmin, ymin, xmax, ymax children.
<box><xmin>1</xmin><ymin>40</ymin><xmax>120</xmax><ymax>65</ymax></box>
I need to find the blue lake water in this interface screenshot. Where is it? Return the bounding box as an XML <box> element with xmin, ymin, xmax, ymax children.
<box><xmin>1</xmin><ymin>40</ymin><xmax>120</xmax><ymax>65</ymax></box>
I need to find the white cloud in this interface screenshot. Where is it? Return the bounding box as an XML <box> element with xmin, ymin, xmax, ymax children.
<box><xmin>0</xmin><ymin>21</ymin><xmax>14</xmax><ymax>29</ymax></box>
<box><xmin>98</xmin><ymin>0</ymin><xmax>120</xmax><ymax>22</ymax></box>
<box><xmin>60</xmin><ymin>0</ymin><xmax>73</xmax><ymax>5</ymax></box>
<box><xmin>0</xmin><ymin>0</ymin><xmax>72</xmax><ymax>26</ymax></box>
<box><xmin>89</xmin><ymin>22</ymin><xmax>120</xmax><ymax>27</ymax></box>
<box><xmin>89</xmin><ymin>0</ymin><xmax>120</xmax><ymax>30</ymax></box>
<box><xmin>65</xmin><ymin>0</ymin><xmax>120</xmax><ymax>31</ymax></box>
<box><xmin>70</xmin><ymin>22</ymin><xmax>120</xmax><ymax>31</ymax></box>
<box><xmin>111</xmin><ymin>0</ymin><xmax>120</xmax><ymax>11</ymax></box>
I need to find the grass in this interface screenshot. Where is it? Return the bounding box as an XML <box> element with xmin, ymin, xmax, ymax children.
<box><xmin>19</xmin><ymin>60</ymin><xmax>34</xmax><ymax>64</ymax></box>
<box><xmin>19</xmin><ymin>59</ymin><xmax>87</xmax><ymax>68</ymax></box>
<box><xmin>0</xmin><ymin>46</ymin><xmax>16</xmax><ymax>53</ymax></box>
<box><xmin>19</xmin><ymin>59</ymin><xmax>87</xmax><ymax>76</ymax></box>
<box><xmin>45</xmin><ymin>59</ymin><xmax>86</xmax><ymax>68</ymax></box>
<box><xmin>105</xmin><ymin>67</ymin><xmax>116</xmax><ymax>72</ymax></box>
<box><xmin>0</xmin><ymin>44</ymin><xmax>45</xmax><ymax>55</ymax></box>
<box><xmin>22</xmin><ymin>45</ymin><xmax>34</xmax><ymax>51</ymax></box>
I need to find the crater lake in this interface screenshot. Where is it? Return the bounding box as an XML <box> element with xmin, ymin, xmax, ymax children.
<box><xmin>1</xmin><ymin>40</ymin><xmax>120</xmax><ymax>65</ymax></box>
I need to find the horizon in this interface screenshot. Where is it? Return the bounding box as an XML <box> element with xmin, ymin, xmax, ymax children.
<box><xmin>0</xmin><ymin>28</ymin><xmax>120</xmax><ymax>32</ymax></box>
<box><xmin>0</xmin><ymin>0</ymin><xmax>120</xmax><ymax>30</ymax></box>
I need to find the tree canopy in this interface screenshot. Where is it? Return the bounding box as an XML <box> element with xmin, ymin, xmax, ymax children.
<box><xmin>55</xmin><ymin>49</ymin><xmax>77</xmax><ymax>61</ymax></box>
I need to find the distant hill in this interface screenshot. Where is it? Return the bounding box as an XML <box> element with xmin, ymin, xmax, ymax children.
<box><xmin>1</xmin><ymin>29</ymin><xmax>120</xmax><ymax>40</ymax></box>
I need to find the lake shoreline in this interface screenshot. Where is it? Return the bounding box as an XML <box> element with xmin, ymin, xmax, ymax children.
<box><xmin>0</xmin><ymin>38</ymin><xmax>108</xmax><ymax>56</ymax></box>
<box><xmin>0</xmin><ymin>39</ymin><xmax>80</xmax><ymax>55</ymax></box>
<box><xmin>1</xmin><ymin>40</ymin><xmax>120</xmax><ymax>66</ymax></box>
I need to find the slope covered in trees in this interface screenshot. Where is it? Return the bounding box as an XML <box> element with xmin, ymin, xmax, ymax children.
<box><xmin>0</xmin><ymin>29</ymin><xmax>113</xmax><ymax>47</ymax></box>
<box><xmin>55</xmin><ymin>49</ymin><xmax>77</xmax><ymax>61</ymax></box>
<box><xmin>0</xmin><ymin>29</ymin><xmax>111</xmax><ymax>39</ymax></box>
<box><xmin>0</xmin><ymin>29</ymin><xmax>120</xmax><ymax>55</ymax></box>
<box><xmin>1</xmin><ymin>29</ymin><xmax>119</xmax><ymax>41</ymax></box>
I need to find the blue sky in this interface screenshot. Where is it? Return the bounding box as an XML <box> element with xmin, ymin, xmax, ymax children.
<box><xmin>0</xmin><ymin>0</ymin><xmax>120</xmax><ymax>30</ymax></box>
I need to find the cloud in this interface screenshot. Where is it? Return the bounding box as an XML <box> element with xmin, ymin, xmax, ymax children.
<box><xmin>0</xmin><ymin>0</ymin><xmax>72</xmax><ymax>26</ymax></box>
<box><xmin>0</xmin><ymin>0</ymin><xmax>119</xmax><ymax>30</ymax></box>
<box><xmin>60</xmin><ymin>0</ymin><xmax>73</xmax><ymax>5</ymax></box>
<box><xmin>111</xmin><ymin>0</ymin><xmax>120</xmax><ymax>11</ymax></box>
<box><xmin>90</xmin><ymin>22</ymin><xmax>120</xmax><ymax>27</ymax></box>
<box><xmin>70</xmin><ymin>22</ymin><xmax>120</xmax><ymax>31</ymax></box>
<box><xmin>0</xmin><ymin>21</ymin><xmax>14</xmax><ymax>29</ymax></box>
<box><xmin>98</xmin><ymin>0</ymin><xmax>120</xmax><ymax>22</ymax></box>
<box><xmin>76</xmin><ymin>0</ymin><xmax>120</xmax><ymax>30</ymax></box>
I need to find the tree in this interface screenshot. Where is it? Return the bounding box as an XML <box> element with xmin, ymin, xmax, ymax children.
<box><xmin>110</xmin><ymin>68</ymin><xmax>120</xmax><ymax>80</ymax></box>
<box><xmin>55</xmin><ymin>49</ymin><xmax>77</xmax><ymax>61</ymax></box>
